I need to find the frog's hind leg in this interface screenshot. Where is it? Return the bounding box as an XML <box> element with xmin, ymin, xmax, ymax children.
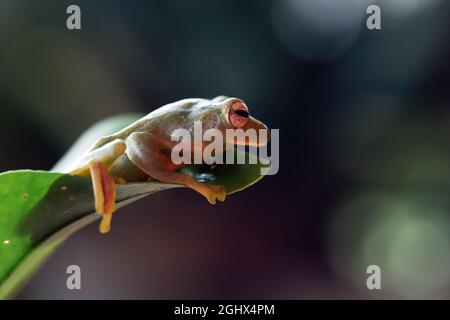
<box><xmin>126</xmin><ymin>132</ymin><xmax>226</xmax><ymax>204</ymax></box>
<box><xmin>68</xmin><ymin>139</ymin><xmax>126</xmax><ymax>234</ymax></box>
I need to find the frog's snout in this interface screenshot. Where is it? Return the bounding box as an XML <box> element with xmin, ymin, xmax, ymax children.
<box><xmin>246</xmin><ymin>117</ymin><xmax>270</xmax><ymax>147</ymax></box>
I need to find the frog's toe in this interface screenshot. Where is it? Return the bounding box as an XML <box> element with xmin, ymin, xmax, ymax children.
<box><xmin>99</xmin><ymin>213</ymin><xmax>113</xmax><ymax>234</ymax></box>
<box><xmin>204</xmin><ymin>183</ymin><xmax>226</xmax><ymax>204</ymax></box>
<box><xmin>214</xmin><ymin>184</ymin><xmax>226</xmax><ymax>202</ymax></box>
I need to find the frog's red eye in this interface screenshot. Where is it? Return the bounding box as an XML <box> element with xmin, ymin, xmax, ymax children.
<box><xmin>228</xmin><ymin>102</ymin><xmax>249</xmax><ymax>128</ymax></box>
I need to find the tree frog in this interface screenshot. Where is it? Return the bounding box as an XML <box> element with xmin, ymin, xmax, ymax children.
<box><xmin>64</xmin><ymin>96</ymin><xmax>268</xmax><ymax>234</ymax></box>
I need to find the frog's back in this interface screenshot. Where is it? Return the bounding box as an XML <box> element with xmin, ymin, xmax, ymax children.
<box><xmin>90</xmin><ymin>98</ymin><xmax>205</xmax><ymax>151</ymax></box>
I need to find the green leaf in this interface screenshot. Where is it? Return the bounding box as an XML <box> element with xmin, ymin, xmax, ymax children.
<box><xmin>0</xmin><ymin>114</ymin><xmax>267</xmax><ymax>299</ymax></box>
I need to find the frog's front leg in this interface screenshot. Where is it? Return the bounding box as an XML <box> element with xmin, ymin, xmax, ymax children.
<box><xmin>126</xmin><ymin>132</ymin><xmax>226</xmax><ymax>204</ymax></box>
<box><xmin>67</xmin><ymin>139</ymin><xmax>126</xmax><ymax>233</ymax></box>
<box><xmin>88</xmin><ymin>161</ymin><xmax>117</xmax><ymax>233</ymax></box>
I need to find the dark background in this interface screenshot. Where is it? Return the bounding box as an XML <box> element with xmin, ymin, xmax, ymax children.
<box><xmin>0</xmin><ymin>0</ymin><xmax>449</xmax><ymax>299</ymax></box>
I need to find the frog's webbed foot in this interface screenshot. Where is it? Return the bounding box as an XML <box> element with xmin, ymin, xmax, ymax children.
<box><xmin>89</xmin><ymin>161</ymin><xmax>117</xmax><ymax>233</ymax></box>
<box><xmin>199</xmin><ymin>183</ymin><xmax>226</xmax><ymax>204</ymax></box>
<box><xmin>148</xmin><ymin>170</ymin><xmax>226</xmax><ymax>205</ymax></box>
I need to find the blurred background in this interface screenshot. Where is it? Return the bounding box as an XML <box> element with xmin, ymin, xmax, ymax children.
<box><xmin>0</xmin><ymin>0</ymin><xmax>449</xmax><ymax>299</ymax></box>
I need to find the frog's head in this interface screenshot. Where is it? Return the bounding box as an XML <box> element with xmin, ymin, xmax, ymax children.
<box><xmin>196</xmin><ymin>96</ymin><xmax>269</xmax><ymax>147</ymax></box>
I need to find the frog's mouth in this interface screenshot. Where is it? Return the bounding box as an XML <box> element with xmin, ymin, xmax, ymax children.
<box><xmin>178</xmin><ymin>146</ymin><xmax>268</xmax><ymax>194</ymax></box>
<box><xmin>226</xmin><ymin>116</ymin><xmax>270</xmax><ymax>147</ymax></box>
